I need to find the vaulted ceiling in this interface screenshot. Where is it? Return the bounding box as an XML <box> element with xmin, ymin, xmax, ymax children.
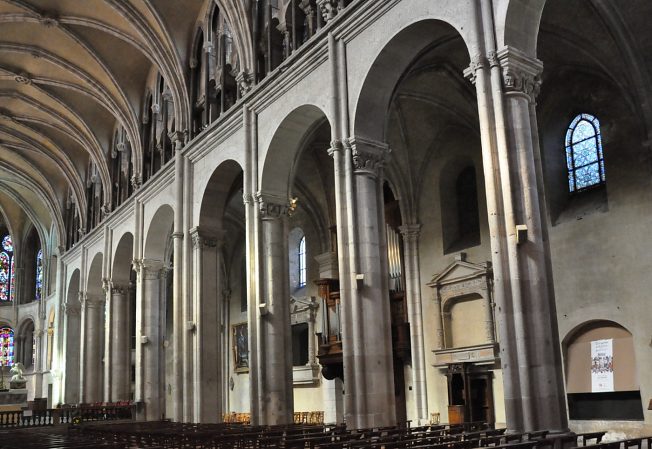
<box><xmin>0</xmin><ymin>0</ymin><xmax>205</xmax><ymax>246</ymax></box>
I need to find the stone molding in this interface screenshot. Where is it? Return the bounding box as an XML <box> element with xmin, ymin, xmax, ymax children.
<box><xmin>348</xmin><ymin>136</ymin><xmax>390</xmax><ymax>178</ymax></box>
<box><xmin>255</xmin><ymin>192</ymin><xmax>291</xmax><ymax>220</ymax></box>
<box><xmin>318</xmin><ymin>0</ymin><xmax>339</xmax><ymax>21</ymax></box>
<box><xmin>496</xmin><ymin>46</ymin><xmax>543</xmax><ymax>101</ymax></box>
<box><xmin>327</xmin><ymin>139</ymin><xmax>344</xmax><ymax>157</ymax></box>
<box><xmin>399</xmin><ymin>224</ymin><xmax>421</xmax><ymax>242</ymax></box>
<box><xmin>189</xmin><ymin>227</ymin><xmax>223</xmax><ymax>249</ymax></box>
<box><xmin>62</xmin><ymin>302</ymin><xmax>80</xmax><ymax>316</ymax></box>
<box><xmin>463</xmin><ymin>54</ymin><xmax>487</xmax><ymax>84</ymax></box>
<box><xmin>236</xmin><ymin>70</ymin><xmax>254</xmax><ymax>95</ymax></box>
<box><xmin>169</xmin><ymin>130</ymin><xmax>186</xmax><ymax>151</ymax></box>
<box><xmin>134</xmin><ymin>258</ymin><xmax>166</xmax><ymax>280</ymax></box>
<box><xmin>130</xmin><ymin>174</ymin><xmax>142</xmax><ymax>190</ymax></box>
<box><xmin>82</xmin><ymin>293</ymin><xmax>105</xmax><ymax>309</ymax></box>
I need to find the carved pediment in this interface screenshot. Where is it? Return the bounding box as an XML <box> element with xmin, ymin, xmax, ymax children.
<box><xmin>427</xmin><ymin>253</ymin><xmax>491</xmax><ymax>288</ymax></box>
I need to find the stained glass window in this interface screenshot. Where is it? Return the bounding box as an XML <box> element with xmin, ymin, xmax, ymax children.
<box><xmin>35</xmin><ymin>249</ymin><xmax>43</xmax><ymax>301</ymax></box>
<box><xmin>0</xmin><ymin>235</ymin><xmax>13</xmax><ymax>302</ymax></box>
<box><xmin>298</xmin><ymin>236</ymin><xmax>306</xmax><ymax>288</ymax></box>
<box><xmin>0</xmin><ymin>327</ymin><xmax>14</xmax><ymax>366</ymax></box>
<box><xmin>566</xmin><ymin>113</ymin><xmax>605</xmax><ymax>192</ymax></box>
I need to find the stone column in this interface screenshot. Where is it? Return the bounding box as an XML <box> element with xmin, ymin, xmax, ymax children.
<box><xmin>62</xmin><ymin>302</ymin><xmax>81</xmax><ymax>404</ymax></box>
<box><xmin>399</xmin><ymin>224</ymin><xmax>428</xmax><ymax>423</ymax></box>
<box><xmin>343</xmin><ymin>137</ymin><xmax>395</xmax><ymax>429</ymax></box>
<box><xmin>103</xmin><ymin>279</ymin><xmax>112</xmax><ymax>402</ymax></box>
<box><xmin>81</xmin><ymin>293</ymin><xmax>104</xmax><ymax>403</ymax></box>
<box><xmin>190</xmin><ymin>227</ymin><xmax>223</xmax><ymax>423</ymax></box>
<box><xmin>140</xmin><ymin>259</ymin><xmax>165</xmax><ymax>421</ymax></box>
<box><xmin>481</xmin><ymin>281</ymin><xmax>495</xmax><ymax>344</ymax></box>
<box><xmin>170</xmin><ymin>131</ymin><xmax>185</xmax><ymax>422</ymax></box>
<box><xmin>110</xmin><ymin>284</ymin><xmax>130</xmax><ymax>401</ymax></box>
<box><xmin>257</xmin><ymin>194</ymin><xmax>293</xmax><ymax>425</ymax></box>
<box><xmin>495</xmin><ymin>47</ymin><xmax>568</xmax><ymax>432</ymax></box>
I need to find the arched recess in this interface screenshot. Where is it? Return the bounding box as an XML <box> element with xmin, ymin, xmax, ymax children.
<box><xmin>63</xmin><ymin>268</ymin><xmax>81</xmax><ymax>405</ymax></box>
<box><xmin>260</xmin><ymin>104</ymin><xmax>330</xmax><ymax>200</ymax></box>
<box><xmin>144</xmin><ymin>205</ymin><xmax>175</xmax><ymax>262</ymax></box>
<box><xmin>21</xmin><ymin>225</ymin><xmax>42</xmax><ymax>304</ymax></box>
<box><xmin>563</xmin><ymin>320</ymin><xmax>643</xmax><ymax>421</ymax></box>
<box><xmin>352</xmin><ymin>19</ymin><xmax>472</xmax><ymax>144</ymax></box>
<box><xmin>197</xmin><ymin>159</ymin><xmax>245</xmax><ymax>422</ymax></box>
<box><xmin>109</xmin><ymin>232</ymin><xmax>135</xmax><ymax>403</ymax></box>
<box><xmin>141</xmin><ymin>204</ymin><xmax>174</xmax><ymax>420</ymax></box>
<box><xmin>15</xmin><ymin>318</ymin><xmax>35</xmax><ymax>370</ymax></box>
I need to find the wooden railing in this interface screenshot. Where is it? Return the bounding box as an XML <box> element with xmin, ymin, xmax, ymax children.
<box><xmin>0</xmin><ymin>404</ymin><xmax>135</xmax><ymax>428</ymax></box>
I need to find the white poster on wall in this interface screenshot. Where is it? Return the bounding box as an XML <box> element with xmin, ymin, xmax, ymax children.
<box><xmin>591</xmin><ymin>338</ymin><xmax>614</xmax><ymax>392</ymax></box>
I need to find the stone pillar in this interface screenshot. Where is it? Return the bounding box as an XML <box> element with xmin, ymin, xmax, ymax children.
<box><xmin>62</xmin><ymin>301</ymin><xmax>81</xmax><ymax>404</ymax></box>
<box><xmin>465</xmin><ymin>47</ymin><xmax>568</xmax><ymax>432</ymax></box>
<box><xmin>170</xmin><ymin>131</ymin><xmax>185</xmax><ymax>422</ymax></box>
<box><xmin>343</xmin><ymin>137</ymin><xmax>395</xmax><ymax>429</ymax></box>
<box><xmin>103</xmin><ymin>279</ymin><xmax>112</xmax><ymax>402</ymax></box>
<box><xmin>110</xmin><ymin>284</ymin><xmax>130</xmax><ymax>401</ymax></box>
<box><xmin>481</xmin><ymin>281</ymin><xmax>495</xmax><ymax>344</ymax></box>
<box><xmin>139</xmin><ymin>259</ymin><xmax>165</xmax><ymax>421</ymax></box>
<box><xmin>190</xmin><ymin>227</ymin><xmax>223</xmax><ymax>423</ymax></box>
<box><xmin>257</xmin><ymin>194</ymin><xmax>293</xmax><ymax>425</ymax></box>
<box><xmin>399</xmin><ymin>224</ymin><xmax>428</xmax><ymax>423</ymax></box>
<box><xmin>495</xmin><ymin>47</ymin><xmax>568</xmax><ymax>432</ymax></box>
<box><xmin>81</xmin><ymin>293</ymin><xmax>104</xmax><ymax>403</ymax></box>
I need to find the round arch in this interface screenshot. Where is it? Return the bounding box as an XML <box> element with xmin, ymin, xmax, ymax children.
<box><xmin>144</xmin><ymin>205</ymin><xmax>174</xmax><ymax>262</ymax></box>
<box><xmin>352</xmin><ymin>19</ymin><xmax>472</xmax><ymax>144</ymax></box>
<box><xmin>260</xmin><ymin>104</ymin><xmax>330</xmax><ymax>200</ymax></box>
<box><xmin>111</xmin><ymin>232</ymin><xmax>134</xmax><ymax>284</ymax></box>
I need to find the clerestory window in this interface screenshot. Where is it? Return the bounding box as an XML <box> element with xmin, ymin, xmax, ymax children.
<box><xmin>298</xmin><ymin>236</ymin><xmax>306</xmax><ymax>288</ymax></box>
<box><xmin>566</xmin><ymin>113</ymin><xmax>605</xmax><ymax>192</ymax></box>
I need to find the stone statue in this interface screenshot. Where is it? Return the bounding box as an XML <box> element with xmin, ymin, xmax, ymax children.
<box><xmin>9</xmin><ymin>363</ymin><xmax>26</xmax><ymax>389</ymax></box>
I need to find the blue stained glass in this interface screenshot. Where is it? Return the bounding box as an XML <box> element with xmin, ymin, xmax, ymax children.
<box><xmin>0</xmin><ymin>250</ymin><xmax>10</xmax><ymax>302</ymax></box>
<box><xmin>35</xmin><ymin>249</ymin><xmax>43</xmax><ymax>301</ymax></box>
<box><xmin>1</xmin><ymin>236</ymin><xmax>12</xmax><ymax>252</ymax></box>
<box><xmin>565</xmin><ymin>113</ymin><xmax>605</xmax><ymax>192</ymax></box>
<box><xmin>572</xmin><ymin>120</ymin><xmax>595</xmax><ymax>143</ymax></box>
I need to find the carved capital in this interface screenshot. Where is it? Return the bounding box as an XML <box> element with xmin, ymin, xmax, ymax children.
<box><xmin>242</xmin><ymin>193</ymin><xmax>254</xmax><ymax>205</ymax></box>
<box><xmin>463</xmin><ymin>54</ymin><xmax>487</xmax><ymax>84</ymax></box>
<box><xmin>496</xmin><ymin>46</ymin><xmax>543</xmax><ymax>101</ymax></box>
<box><xmin>62</xmin><ymin>302</ymin><xmax>80</xmax><ymax>317</ymax></box>
<box><xmin>189</xmin><ymin>227</ymin><xmax>222</xmax><ymax>249</ymax></box>
<box><xmin>169</xmin><ymin>130</ymin><xmax>186</xmax><ymax>151</ymax></box>
<box><xmin>236</xmin><ymin>70</ymin><xmax>254</xmax><ymax>95</ymax></box>
<box><xmin>110</xmin><ymin>284</ymin><xmax>129</xmax><ymax>296</ymax></box>
<box><xmin>349</xmin><ymin>137</ymin><xmax>390</xmax><ymax>178</ymax></box>
<box><xmin>130</xmin><ymin>174</ymin><xmax>142</xmax><ymax>190</ymax></box>
<box><xmin>140</xmin><ymin>259</ymin><xmax>166</xmax><ymax>280</ymax></box>
<box><xmin>327</xmin><ymin>139</ymin><xmax>344</xmax><ymax>157</ymax></box>
<box><xmin>317</xmin><ymin>0</ymin><xmax>339</xmax><ymax>21</ymax></box>
<box><xmin>256</xmin><ymin>192</ymin><xmax>291</xmax><ymax>220</ymax></box>
<box><xmin>82</xmin><ymin>293</ymin><xmax>105</xmax><ymax>309</ymax></box>
<box><xmin>101</xmin><ymin>203</ymin><xmax>111</xmax><ymax>218</ymax></box>
<box><xmin>399</xmin><ymin>224</ymin><xmax>421</xmax><ymax>242</ymax></box>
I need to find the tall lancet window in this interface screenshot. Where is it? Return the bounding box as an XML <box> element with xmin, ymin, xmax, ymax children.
<box><xmin>0</xmin><ymin>235</ymin><xmax>14</xmax><ymax>302</ymax></box>
<box><xmin>35</xmin><ymin>249</ymin><xmax>43</xmax><ymax>300</ymax></box>
<box><xmin>566</xmin><ymin>113</ymin><xmax>605</xmax><ymax>192</ymax></box>
<box><xmin>0</xmin><ymin>327</ymin><xmax>13</xmax><ymax>366</ymax></box>
<box><xmin>298</xmin><ymin>236</ymin><xmax>306</xmax><ymax>288</ymax></box>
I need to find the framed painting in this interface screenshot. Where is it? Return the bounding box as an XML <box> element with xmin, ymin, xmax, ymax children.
<box><xmin>232</xmin><ymin>322</ymin><xmax>249</xmax><ymax>372</ymax></box>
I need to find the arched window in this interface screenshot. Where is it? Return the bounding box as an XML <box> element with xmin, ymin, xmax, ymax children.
<box><xmin>35</xmin><ymin>249</ymin><xmax>43</xmax><ymax>301</ymax></box>
<box><xmin>0</xmin><ymin>327</ymin><xmax>14</xmax><ymax>366</ymax></box>
<box><xmin>566</xmin><ymin>113</ymin><xmax>605</xmax><ymax>192</ymax></box>
<box><xmin>298</xmin><ymin>236</ymin><xmax>306</xmax><ymax>288</ymax></box>
<box><xmin>0</xmin><ymin>235</ymin><xmax>14</xmax><ymax>302</ymax></box>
